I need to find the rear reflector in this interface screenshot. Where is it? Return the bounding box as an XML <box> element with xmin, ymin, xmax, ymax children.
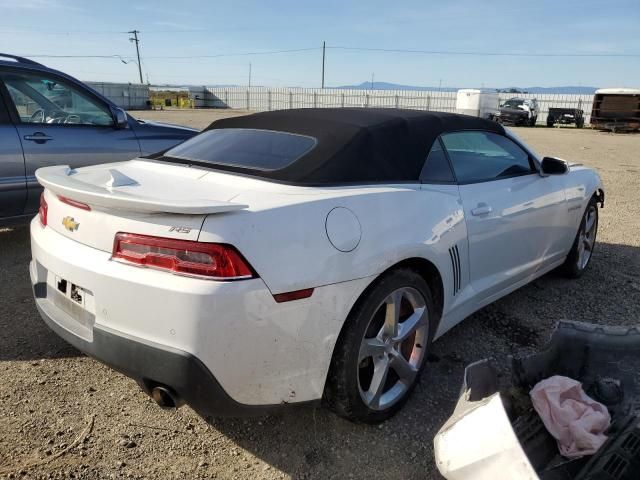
<box><xmin>58</xmin><ymin>195</ymin><xmax>91</xmax><ymax>211</ymax></box>
<box><xmin>112</xmin><ymin>233</ymin><xmax>256</xmax><ymax>280</ymax></box>
<box><xmin>273</xmin><ymin>288</ymin><xmax>314</xmax><ymax>303</ymax></box>
<box><xmin>39</xmin><ymin>192</ymin><xmax>48</xmax><ymax>226</ymax></box>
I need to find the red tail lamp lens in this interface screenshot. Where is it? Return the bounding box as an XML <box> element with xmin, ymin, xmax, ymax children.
<box><xmin>39</xmin><ymin>192</ymin><xmax>48</xmax><ymax>226</ymax></box>
<box><xmin>58</xmin><ymin>195</ymin><xmax>91</xmax><ymax>211</ymax></box>
<box><xmin>112</xmin><ymin>233</ymin><xmax>256</xmax><ymax>280</ymax></box>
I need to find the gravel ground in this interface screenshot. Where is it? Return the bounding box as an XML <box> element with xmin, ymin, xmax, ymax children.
<box><xmin>1</xmin><ymin>110</ymin><xmax>639</xmax><ymax>479</ymax></box>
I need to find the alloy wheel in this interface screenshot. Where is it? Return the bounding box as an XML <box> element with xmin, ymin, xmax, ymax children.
<box><xmin>357</xmin><ymin>287</ymin><xmax>428</xmax><ymax>410</ymax></box>
<box><xmin>577</xmin><ymin>205</ymin><xmax>597</xmax><ymax>270</ymax></box>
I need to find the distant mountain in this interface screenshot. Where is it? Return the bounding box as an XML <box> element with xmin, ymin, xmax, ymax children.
<box><xmin>335</xmin><ymin>82</ymin><xmax>458</xmax><ymax>92</ymax></box>
<box><xmin>336</xmin><ymin>82</ymin><xmax>597</xmax><ymax>94</ymax></box>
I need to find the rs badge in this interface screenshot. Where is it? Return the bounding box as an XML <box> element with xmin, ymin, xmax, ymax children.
<box><xmin>62</xmin><ymin>216</ymin><xmax>80</xmax><ymax>232</ymax></box>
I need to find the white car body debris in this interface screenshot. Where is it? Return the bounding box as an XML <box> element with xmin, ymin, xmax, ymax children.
<box><xmin>435</xmin><ymin>321</ymin><xmax>640</xmax><ymax>480</ymax></box>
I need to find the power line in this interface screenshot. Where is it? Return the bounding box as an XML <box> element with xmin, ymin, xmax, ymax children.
<box><xmin>143</xmin><ymin>47</ymin><xmax>321</xmax><ymax>59</ymax></box>
<box><xmin>327</xmin><ymin>46</ymin><xmax>640</xmax><ymax>57</ymax></box>
<box><xmin>20</xmin><ymin>47</ymin><xmax>320</xmax><ymax>60</ymax></box>
<box><xmin>18</xmin><ymin>45</ymin><xmax>640</xmax><ymax>62</ymax></box>
<box><xmin>19</xmin><ymin>54</ymin><xmax>133</xmax><ymax>59</ymax></box>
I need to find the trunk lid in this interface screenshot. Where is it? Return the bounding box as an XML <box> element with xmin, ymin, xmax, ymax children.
<box><xmin>38</xmin><ymin>159</ymin><xmax>249</xmax><ymax>252</ymax></box>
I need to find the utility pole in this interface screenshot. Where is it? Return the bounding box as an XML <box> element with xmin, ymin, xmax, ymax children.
<box><xmin>321</xmin><ymin>41</ymin><xmax>326</xmax><ymax>89</ymax></box>
<box><xmin>128</xmin><ymin>30</ymin><xmax>143</xmax><ymax>84</ymax></box>
<box><xmin>248</xmin><ymin>62</ymin><xmax>252</xmax><ymax>88</ymax></box>
<box><xmin>371</xmin><ymin>73</ymin><xmax>374</xmax><ymax>90</ymax></box>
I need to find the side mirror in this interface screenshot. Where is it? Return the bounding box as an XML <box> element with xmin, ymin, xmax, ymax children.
<box><xmin>112</xmin><ymin>107</ymin><xmax>129</xmax><ymax>129</ymax></box>
<box><xmin>540</xmin><ymin>156</ymin><xmax>569</xmax><ymax>175</ymax></box>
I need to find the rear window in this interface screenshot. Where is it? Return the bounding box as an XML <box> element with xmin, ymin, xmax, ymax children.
<box><xmin>164</xmin><ymin>128</ymin><xmax>317</xmax><ymax>171</ymax></box>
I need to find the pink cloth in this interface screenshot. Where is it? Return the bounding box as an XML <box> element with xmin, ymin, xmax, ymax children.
<box><xmin>530</xmin><ymin>375</ymin><xmax>610</xmax><ymax>458</ymax></box>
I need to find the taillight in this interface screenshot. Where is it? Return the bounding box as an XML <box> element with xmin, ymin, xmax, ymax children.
<box><xmin>58</xmin><ymin>195</ymin><xmax>91</xmax><ymax>211</ymax></box>
<box><xmin>38</xmin><ymin>192</ymin><xmax>48</xmax><ymax>226</ymax></box>
<box><xmin>112</xmin><ymin>233</ymin><xmax>256</xmax><ymax>280</ymax></box>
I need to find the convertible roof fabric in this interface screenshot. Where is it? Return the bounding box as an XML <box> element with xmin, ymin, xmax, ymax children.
<box><xmin>168</xmin><ymin>108</ymin><xmax>506</xmax><ymax>184</ymax></box>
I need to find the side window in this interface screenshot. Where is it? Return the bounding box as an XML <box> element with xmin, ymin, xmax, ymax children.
<box><xmin>419</xmin><ymin>138</ymin><xmax>455</xmax><ymax>183</ymax></box>
<box><xmin>2</xmin><ymin>72</ymin><xmax>113</xmax><ymax>127</ymax></box>
<box><xmin>441</xmin><ymin>131</ymin><xmax>534</xmax><ymax>183</ymax></box>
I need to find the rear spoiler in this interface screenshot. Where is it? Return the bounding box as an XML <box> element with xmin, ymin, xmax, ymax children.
<box><xmin>35</xmin><ymin>165</ymin><xmax>249</xmax><ymax>215</ymax></box>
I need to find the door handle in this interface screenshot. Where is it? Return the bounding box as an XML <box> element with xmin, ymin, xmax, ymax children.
<box><xmin>24</xmin><ymin>132</ymin><xmax>53</xmax><ymax>143</ymax></box>
<box><xmin>471</xmin><ymin>203</ymin><xmax>493</xmax><ymax>216</ymax></box>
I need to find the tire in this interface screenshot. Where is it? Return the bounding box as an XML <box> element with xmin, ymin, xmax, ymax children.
<box><xmin>529</xmin><ymin>115</ymin><xmax>537</xmax><ymax>127</ymax></box>
<box><xmin>561</xmin><ymin>197</ymin><xmax>599</xmax><ymax>278</ymax></box>
<box><xmin>547</xmin><ymin>118</ymin><xmax>555</xmax><ymax>127</ymax></box>
<box><xmin>324</xmin><ymin>268</ymin><xmax>435</xmax><ymax>423</ymax></box>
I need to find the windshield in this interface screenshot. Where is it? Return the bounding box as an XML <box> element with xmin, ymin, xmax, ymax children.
<box><xmin>502</xmin><ymin>99</ymin><xmax>526</xmax><ymax>109</ymax></box>
<box><xmin>164</xmin><ymin>128</ymin><xmax>317</xmax><ymax>171</ymax></box>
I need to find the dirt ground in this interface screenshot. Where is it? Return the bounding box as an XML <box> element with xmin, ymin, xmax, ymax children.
<box><xmin>1</xmin><ymin>109</ymin><xmax>639</xmax><ymax>480</ymax></box>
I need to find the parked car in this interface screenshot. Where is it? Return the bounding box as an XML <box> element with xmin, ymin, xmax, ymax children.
<box><xmin>30</xmin><ymin>108</ymin><xmax>604</xmax><ymax>423</ymax></box>
<box><xmin>547</xmin><ymin>107</ymin><xmax>585</xmax><ymax>128</ymax></box>
<box><xmin>0</xmin><ymin>54</ymin><xmax>197</xmax><ymax>226</ymax></box>
<box><xmin>496</xmin><ymin>97</ymin><xmax>539</xmax><ymax>126</ymax></box>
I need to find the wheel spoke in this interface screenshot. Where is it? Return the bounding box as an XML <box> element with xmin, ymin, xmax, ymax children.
<box><xmin>584</xmin><ymin>237</ymin><xmax>593</xmax><ymax>252</ymax></box>
<box><xmin>584</xmin><ymin>210</ymin><xmax>596</xmax><ymax>234</ymax></box>
<box><xmin>382</xmin><ymin>290</ymin><xmax>402</xmax><ymax>338</ymax></box>
<box><xmin>359</xmin><ymin>337</ymin><xmax>386</xmax><ymax>361</ymax></box>
<box><xmin>389</xmin><ymin>350</ymin><xmax>417</xmax><ymax>384</ymax></box>
<box><xmin>367</xmin><ymin>357</ymin><xmax>390</xmax><ymax>408</ymax></box>
<box><xmin>394</xmin><ymin>307</ymin><xmax>427</xmax><ymax>342</ymax></box>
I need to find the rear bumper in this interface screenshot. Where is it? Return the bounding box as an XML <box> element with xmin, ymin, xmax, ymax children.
<box><xmin>31</xmin><ymin>284</ymin><xmax>283</xmax><ymax>417</ymax></box>
<box><xmin>29</xmin><ymin>218</ymin><xmax>372</xmax><ymax>413</ymax></box>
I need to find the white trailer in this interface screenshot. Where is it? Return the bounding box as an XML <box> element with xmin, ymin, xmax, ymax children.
<box><xmin>456</xmin><ymin>89</ymin><xmax>499</xmax><ymax>119</ymax></box>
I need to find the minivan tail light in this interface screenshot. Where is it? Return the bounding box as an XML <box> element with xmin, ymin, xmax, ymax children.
<box><xmin>39</xmin><ymin>192</ymin><xmax>48</xmax><ymax>226</ymax></box>
<box><xmin>112</xmin><ymin>233</ymin><xmax>256</xmax><ymax>280</ymax></box>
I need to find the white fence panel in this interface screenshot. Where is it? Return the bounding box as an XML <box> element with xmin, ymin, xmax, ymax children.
<box><xmin>192</xmin><ymin>87</ymin><xmax>595</xmax><ymax>125</ymax></box>
<box><xmin>87</xmin><ymin>82</ymin><xmax>149</xmax><ymax>109</ymax></box>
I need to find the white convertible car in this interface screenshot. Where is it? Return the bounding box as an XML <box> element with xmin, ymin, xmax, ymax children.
<box><xmin>29</xmin><ymin>108</ymin><xmax>604</xmax><ymax>422</ymax></box>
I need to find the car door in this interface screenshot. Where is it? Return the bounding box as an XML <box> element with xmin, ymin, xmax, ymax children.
<box><xmin>0</xmin><ymin>69</ymin><xmax>141</xmax><ymax>215</ymax></box>
<box><xmin>441</xmin><ymin>130</ymin><xmax>569</xmax><ymax>301</ymax></box>
<box><xmin>0</xmin><ymin>89</ymin><xmax>26</xmax><ymax>218</ymax></box>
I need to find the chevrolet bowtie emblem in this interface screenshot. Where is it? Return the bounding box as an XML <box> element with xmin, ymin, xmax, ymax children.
<box><xmin>62</xmin><ymin>216</ymin><xmax>80</xmax><ymax>232</ymax></box>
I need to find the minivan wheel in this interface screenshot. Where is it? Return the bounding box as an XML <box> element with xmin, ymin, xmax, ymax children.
<box><xmin>324</xmin><ymin>269</ymin><xmax>434</xmax><ymax>423</ymax></box>
<box><xmin>561</xmin><ymin>197</ymin><xmax>598</xmax><ymax>278</ymax></box>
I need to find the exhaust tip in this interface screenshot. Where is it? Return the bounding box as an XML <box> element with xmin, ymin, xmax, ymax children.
<box><xmin>150</xmin><ymin>385</ymin><xmax>184</xmax><ymax>409</ymax></box>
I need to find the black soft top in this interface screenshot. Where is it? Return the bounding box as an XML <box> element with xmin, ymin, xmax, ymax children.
<box><xmin>165</xmin><ymin>108</ymin><xmax>506</xmax><ymax>185</ymax></box>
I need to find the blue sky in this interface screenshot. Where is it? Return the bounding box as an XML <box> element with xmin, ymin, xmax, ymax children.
<box><xmin>1</xmin><ymin>0</ymin><xmax>638</xmax><ymax>88</ymax></box>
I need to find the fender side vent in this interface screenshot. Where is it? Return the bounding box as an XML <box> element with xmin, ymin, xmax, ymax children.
<box><xmin>448</xmin><ymin>245</ymin><xmax>461</xmax><ymax>296</ymax></box>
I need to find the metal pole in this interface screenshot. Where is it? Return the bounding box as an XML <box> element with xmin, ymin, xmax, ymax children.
<box><xmin>128</xmin><ymin>30</ymin><xmax>143</xmax><ymax>84</ymax></box>
<box><xmin>371</xmin><ymin>73</ymin><xmax>374</xmax><ymax>90</ymax></box>
<box><xmin>248</xmin><ymin>63</ymin><xmax>252</xmax><ymax>88</ymax></box>
<box><xmin>321</xmin><ymin>41</ymin><xmax>326</xmax><ymax>89</ymax></box>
